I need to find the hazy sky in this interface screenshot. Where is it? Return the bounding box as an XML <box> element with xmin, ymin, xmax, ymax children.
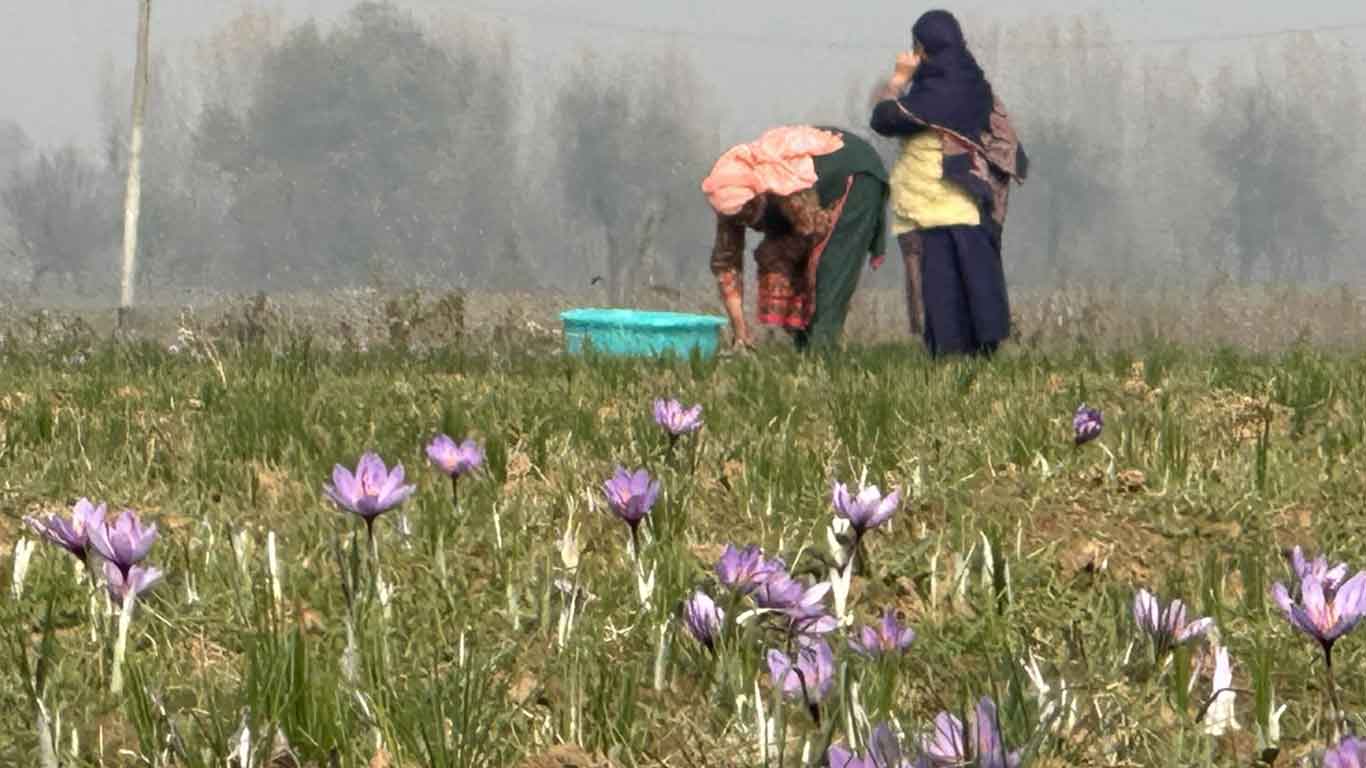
<box><xmin>5</xmin><ymin>0</ymin><xmax>1365</xmax><ymax>151</ymax></box>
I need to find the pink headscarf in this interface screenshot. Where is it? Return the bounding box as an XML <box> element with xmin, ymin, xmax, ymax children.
<box><xmin>701</xmin><ymin>126</ymin><xmax>845</xmax><ymax>216</ymax></box>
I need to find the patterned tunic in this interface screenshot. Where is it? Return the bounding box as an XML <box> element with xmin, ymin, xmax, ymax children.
<box><xmin>709</xmin><ymin>188</ymin><xmax>840</xmax><ymax>330</ymax></box>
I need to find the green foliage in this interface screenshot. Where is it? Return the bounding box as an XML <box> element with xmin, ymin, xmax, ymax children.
<box><xmin>2</xmin><ymin>337</ymin><xmax>1366</xmax><ymax>765</ymax></box>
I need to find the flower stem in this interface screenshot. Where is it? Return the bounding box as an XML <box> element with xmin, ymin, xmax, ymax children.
<box><xmin>1325</xmin><ymin>644</ymin><xmax>1345</xmax><ymax>743</ymax></box>
<box><xmin>450</xmin><ymin>474</ymin><xmax>460</xmax><ymax>514</ymax></box>
<box><xmin>364</xmin><ymin>520</ymin><xmax>382</xmax><ymax>604</ymax></box>
<box><xmin>110</xmin><ymin>591</ymin><xmax>136</xmax><ymax>695</ymax></box>
<box><xmin>853</xmin><ymin>534</ymin><xmax>869</xmax><ymax>580</ymax></box>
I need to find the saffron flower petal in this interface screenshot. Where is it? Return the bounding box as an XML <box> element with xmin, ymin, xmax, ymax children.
<box><xmin>653</xmin><ymin>399</ymin><xmax>703</xmax><ymax>436</ymax></box>
<box><xmin>89</xmin><ymin>508</ymin><xmax>158</xmax><ymax>576</ymax></box>
<box><xmin>426</xmin><ymin>434</ymin><xmax>484</xmax><ymax>477</ymax></box>
<box><xmin>1073</xmin><ymin>404</ymin><xmax>1103</xmax><ymax>446</ymax></box>
<box><xmin>323</xmin><ymin>452</ymin><xmax>415</xmax><ymax>524</ymax></box>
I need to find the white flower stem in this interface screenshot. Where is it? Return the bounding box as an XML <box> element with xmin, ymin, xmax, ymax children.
<box><xmin>267</xmin><ymin>530</ymin><xmax>283</xmax><ymax>619</ymax></box>
<box><xmin>110</xmin><ymin>591</ymin><xmax>136</xmax><ymax>695</ymax></box>
<box><xmin>36</xmin><ymin>700</ymin><xmax>57</xmax><ymax>768</ymax></box>
<box><xmin>653</xmin><ymin>621</ymin><xmax>669</xmax><ymax>690</ymax></box>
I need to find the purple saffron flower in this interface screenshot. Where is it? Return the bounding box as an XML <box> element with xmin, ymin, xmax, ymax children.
<box><xmin>104</xmin><ymin>561</ymin><xmax>163</xmax><ymax>603</ymax></box>
<box><xmin>602</xmin><ymin>466</ymin><xmax>660</xmax><ymax>542</ymax></box>
<box><xmin>849</xmin><ymin>609</ymin><xmax>917</xmax><ymax>657</ymax></box>
<box><xmin>1073</xmin><ymin>404</ymin><xmax>1103</xmax><ymax>446</ymax></box>
<box><xmin>832</xmin><ymin>482</ymin><xmax>901</xmax><ymax>537</ymax></box>
<box><xmin>782</xmin><ymin>580</ymin><xmax>839</xmax><ymax>636</ymax></box>
<box><xmin>750</xmin><ymin>568</ymin><xmax>804</xmax><ymax>609</ymax></box>
<box><xmin>715</xmin><ymin>544</ymin><xmax>780</xmax><ymax>595</ymax></box>
<box><xmin>1272</xmin><ymin>571</ymin><xmax>1366</xmax><ymax>655</ymax></box>
<box><xmin>915</xmin><ymin>699</ymin><xmax>1020</xmax><ymax>768</ymax></box>
<box><xmin>426</xmin><ymin>435</ymin><xmax>484</xmax><ymax>478</ymax></box>
<box><xmin>917</xmin><ymin>711</ymin><xmax>967</xmax><ymax>767</ymax></box>
<box><xmin>653</xmin><ymin>398</ymin><xmax>703</xmax><ymax>437</ymax></box>
<box><xmin>25</xmin><ymin>498</ymin><xmax>106</xmax><ymax>562</ymax></box>
<box><xmin>726</xmin><ymin>554</ymin><xmax>835</xmax><ymax>635</ymax></box>
<box><xmin>1133</xmin><ymin>588</ymin><xmax>1213</xmax><ymax>655</ymax></box>
<box><xmin>973</xmin><ymin>697</ymin><xmax>1022</xmax><ymax>768</ymax></box>
<box><xmin>1289</xmin><ymin>546</ymin><xmax>1351</xmax><ymax>592</ymax></box>
<box><xmin>829</xmin><ymin>723</ymin><xmax>907</xmax><ymax>768</ymax></box>
<box><xmin>88</xmin><ymin>509</ymin><xmax>158</xmax><ymax>578</ymax></box>
<box><xmin>766</xmin><ymin>638</ymin><xmax>835</xmax><ymax>709</ymax></box>
<box><xmin>682</xmin><ymin>590</ymin><xmax>724</xmax><ymax>652</ymax></box>
<box><xmin>324</xmin><ymin>452</ymin><xmax>416</xmax><ymax>534</ymax></box>
<box><xmin>1323</xmin><ymin>735</ymin><xmax>1366</xmax><ymax>768</ymax></box>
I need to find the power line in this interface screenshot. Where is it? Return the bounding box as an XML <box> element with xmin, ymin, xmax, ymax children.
<box><xmin>448</xmin><ymin>4</ymin><xmax>1366</xmax><ymax>53</ymax></box>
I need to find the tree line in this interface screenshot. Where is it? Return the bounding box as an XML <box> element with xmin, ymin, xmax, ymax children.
<box><xmin>0</xmin><ymin>3</ymin><xmax>1361</xmax><ymax>305</ymax></box>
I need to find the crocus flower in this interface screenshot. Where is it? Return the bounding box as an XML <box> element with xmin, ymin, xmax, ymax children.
<box><xmin>1289</xmin><ymin>546</ymin><xmax>1350</xmax><ymax>592</ymax></box>
<box><xmin>918</xmin><ymin>711</ymin><xmax>967</xmax><ymax>767</ymax></box>
<box><xmin>324</xmin><ymin>452</ymin><xmax>416</xmax><ymax>535</ymax></box>
<box><xmin>682</xmin><ymin>590</ymin><xmax>724</xmax><ymax>652</ymax></box>
<box><xmin>750</xmin><ymin>568</ymin><xmax>838</xmax><ymax>635</ymax></box>
<box><xmin>766</xmin><ymin>638</ymin><xmax>835</xmax><ymax>715</ymax></box>
<box><xmin>973</xmin><ymin>697</ymin><xmax>1022</xmax><ymax>768</ymax></box>
<box><xmin>750</xmin><ymin>566</ymin><xmax>803</xmax><ymax>610</ymax></box>
<box><xmin>916</xmin><ymin>699</ymin><xmax>1021</xmax><ymax>768</ymax></box>
<box><xmin>785</xmin><ymin>585</ymin><xmax>840</xmax><ymax>636</ymax></box>
<box><xmin>426</xmin><ymin>435</ymin><xmax>483</xmax><ymax>478</ymax></box>
<box><xmin>1272</xmin><ymin>571</ymin><xmax>1366</xmax><ymax>656</ymax></box>
<box><xmin>829</xmin><ymin>723</ymin><xmax>907</xmax><ymax>768</ymax></box>
<box><xmin>1133</xmin><ymin>588</ymin><xmax>1213</xmax><ymax>655</ymax></box>
<box><xmin>1322</xmin><ymin>735</ymin><xmax>1366</xmax><ymax>768</ymax></box>
<box><xmin>25</xmin><ymin>498</ymin><xmax>106</xmax><ymax>562</ymax></box>
<box><xmin>89</xmin><ymin>508</ymin><xmax>158</xmax><ymax>578</ymax></box>
<box><xmin>832</xmin><ymin>481</ymin><xmax>901</xmax><ymax>537</ymax></box>
<box><xmin>653</xmin><ymin>398</ymin><xmax>703</xmax><ymax>437</ymax></box>
<box><xmin>104</xmin><ymin>561</ymin><xmax>163</xmax><ymax>603</ymax></box>
<box><xmin>1073</xmin><ymin>405</ymin><xmax>1103</xmax><ymax>446</ymax></box>
<box><xmin>849</xmin><ymin>609</ymin><xmax>916</xmax><ymax>657</ymax></box>
<box><xmin>715</xmin><ymin>544</ymin><xmax>780</xmax><ymax>595</ymax></box>
<box><xmin>602</xmin><ymin>466</ymin><xmax>660</xmax><ymax>547</ymax></box>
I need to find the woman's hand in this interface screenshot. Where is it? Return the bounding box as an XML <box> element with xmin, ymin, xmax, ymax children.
<box><xmin>895</xmin><ymin>51</ymin><xmax>920</xmax><ymax>76</ymax></box>
<box><xmin>888</xmin><ymin>51</ymin><xmax>920</xmax><ymax>91</ymax></box>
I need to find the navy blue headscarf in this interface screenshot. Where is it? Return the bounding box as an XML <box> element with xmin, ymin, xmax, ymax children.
<box><xmin>899</xmin><ymin>10</ymin><xmax>994</xmax><ymax>140</ymax></box>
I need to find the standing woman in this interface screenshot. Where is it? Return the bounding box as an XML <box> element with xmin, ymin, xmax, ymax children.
<box><xmin>702</xmin><ymin>125</ymin><xmax>889</xmax><ymax>350</ymax></box>
<box><xmin>870</xmin><ymin>10</ymin><xmax>1028</xmax><ymax>358</ymax></box>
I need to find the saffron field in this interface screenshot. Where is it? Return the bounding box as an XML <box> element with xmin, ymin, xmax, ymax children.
<box><xmin>4</xmin><ymin>317</ymin><xmax>1366</xmax><ymax>766</ymax></box>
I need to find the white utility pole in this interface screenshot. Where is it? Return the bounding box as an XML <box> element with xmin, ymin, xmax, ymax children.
<box><xmin>118</xmin><ymin>0</ymin><xmax>151</xmax><ymax>327</ymax></box>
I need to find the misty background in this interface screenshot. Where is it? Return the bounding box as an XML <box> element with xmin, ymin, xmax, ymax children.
<box><xmin>1</xmin><ymin>0</ymin><xmax>1364</xmax><ymax>310</ymax></box>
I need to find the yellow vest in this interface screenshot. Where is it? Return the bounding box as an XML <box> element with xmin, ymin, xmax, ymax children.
<box><xmin>889</xmin><ymin>131</ymin><xmax>980</xmax><ymax>236</ymax></box>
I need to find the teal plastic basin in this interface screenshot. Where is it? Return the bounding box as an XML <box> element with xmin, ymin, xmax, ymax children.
<box><xmin>560</xmin><ymin>308</ymin><xmax>728</xmax><ymax>359</ymax></box>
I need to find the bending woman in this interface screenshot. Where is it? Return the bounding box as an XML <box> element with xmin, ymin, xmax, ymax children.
<box><xmin>870</xmin><ymin>10</ymin><xmax>1027</xmax><ymax>358</ymax></box>
<box><xmin>702</xmin><ymin>125</ymin><xmax>889</xmax><ymax>351</ymax></box>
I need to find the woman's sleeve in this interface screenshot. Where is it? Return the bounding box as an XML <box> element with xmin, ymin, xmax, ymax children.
<box><xmin>710</xmin><ymin>214</ymin><xmax>746</xmax><ymax>299</ymax></box>
<box><xmin>773</xmin><ymin>189</ymin><xmax>835</xmax><ymax>241</ymax></box>
<box><xmin>870</xmin><ymin>98</ymin><xmax>929</xmax><ymax>138</ymax></box>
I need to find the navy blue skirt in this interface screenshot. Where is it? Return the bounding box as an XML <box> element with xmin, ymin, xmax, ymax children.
<box><xmin>919</xmin><ymin>225</ymin><xmax>1010</xmax><ymax>357</ymax></box>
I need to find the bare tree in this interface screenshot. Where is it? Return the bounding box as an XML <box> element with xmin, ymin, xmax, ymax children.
<box><xmin>2</xmin><ymin>147</ymin><xmax>118</xmax><ymax>289</ymax></box>
<box><xmin>557</xmin><ymin>49</ymin><xmax>715</xmax><ymax>304</ymax></box>
<box><xmin>1205</xmin><ymin>45</ymin><xmax>1348</xmax><ymax>284</ymax></box>
<box><xmin>0</xmin><ymin>120</ymin><xmax>28</xmax><ymax>182</ymax></box>
<box><xmin>0</xmin><ymin>121</ymin><xmax>29</xmax><ymax>269</ymax></box>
